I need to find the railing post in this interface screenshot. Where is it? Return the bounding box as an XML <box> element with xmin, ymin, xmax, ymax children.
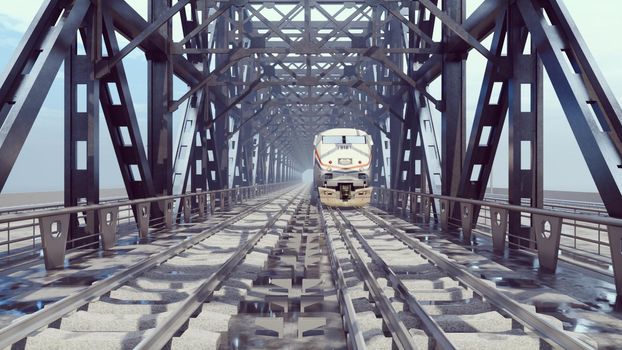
<box><xmin>606</xmin><ymin>226</ymin><xmax>622</xmax><ymax>296</ymax></box>
<box><xmin>532</xmin><ymin>214</ymin><xmax>562</xmax><ymax>271</ymax></box>
<box><xmin>440</xmin><ymin>199</ymin><xmax>449</xmax><ymax>231</ymax></box>
<box><xmin>460</xmin><ymin>202</ymin><xmax>474</xmax><ymax>242</ymax></box>
<box><xmin>209</xmin><ymin>193</ymin><xmax>216</xmax><ymax>215</ymax></box>
<box><xmin>401</xmin><ymin>192</ymin><xmax>408</xmax><ymax>217</ymax></box>
<box><xmin>99</xmin><ymin>207</ymin><xmax>119</xmax><ymax>250</ymax></box>
<box><xmin>135</xmin><ymin>203</ymin><xmax>150</xmax><ymax>238</ymax></box>
<box><xmin>162</xmin><ymin>199</ymin><xmax>174</xmax><ymax>228</ymax></box>
<box><xmin>183</xmin><ymin>196</ymin><xmax>192</xmax><ymax>223</ymax></box>
<box><xmin>490</xmin><ymin>207</ymin><xmax>508</xmax><ymax>253</ymax></box>
<box><xmin>423</xmin><ymin>196</ymin><xmax>431</xmax><ymax>224</ymax></box>
<box><xmin>198</xmin><ymin>193</ymin><xmax>206</xmax><ymax>219</ymax></box>
<box><xmin>39</xmin><ymin>214</ymin><xmax>70</xmax><ymax>270</ymax></box>
<box><xmin>220</xmin><ymin>191</ymin><xmax>225</xmax><ymax>212</ymax></box>
<box><xmin>392</xmin><ymin>191</ymin><xmax>398</xmax><ymax>212</ymax></box>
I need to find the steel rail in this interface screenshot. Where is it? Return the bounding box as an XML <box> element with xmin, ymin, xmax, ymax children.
<box><xmin>0</xmin><ymin>186</ymin><xmax>294</xmax><ymax>349</ymax></box>
<box><xmin>335</xmin><ymin>209</ymin><xmax>456</xmax><ymax>350</ymax></box>
<box><xmin>318</xmin><ymin>203</ymin><xmax>367</xmax><ymax>350</ymax></box>
<box><xmin>135</xmin><ymin>187</ymin><xmax>304</xmax><ymax>349</ymax></box>
<box><xmin>325</xmin><ymin>206</ymin><xmax>418</xmax><ymax>350</ymax></box>
<box><xmin>359</xmin><ymin>208</ymin><xmax>596</xmax><ymax>350</ymax></box>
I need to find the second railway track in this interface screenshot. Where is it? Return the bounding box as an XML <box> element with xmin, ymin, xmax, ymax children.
<box><xmin>322</xmin><ymin>205</ymin><xmax>597</xmax><ymax>350</ymax></box>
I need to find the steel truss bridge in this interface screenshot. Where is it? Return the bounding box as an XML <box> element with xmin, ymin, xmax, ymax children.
<box><xmin>1</xmin><ymin>0</ymin><xmax>622</xmax><ymax>349</ymax></box>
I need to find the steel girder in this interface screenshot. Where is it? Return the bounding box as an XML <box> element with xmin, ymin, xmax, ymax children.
<box><xmin>100</xmin><ymin>14</ymin><xmax>156</xmax><ymax>204</ymax></box>
<box><xmin>148</xmin><ymin>0</ymin><xmax>174</xmax><ymax>199</ymax></box>
<box><xmin>441</xmin><ymin>0</ymin><xmax>466</xmax><ymax>204</ymax></box>
<box><xmin>507</xmin><ymin>4</ymin><xmax>543</xmax><ymax>247</ymax></box>
<box><xmin>64</xmin><ymin>8</ymin><xmax>100</xmax><ymax>248</ymax></box>
<box><xmin>1</xmin><ymin>0</ymin><xmax>621</xmax><ymax>242</ymax></box>
<box><xmin>517</xmin><ymin>0</ymin><xmax>622</xmax><ymax>218</ymax></box>
<box><xmin>0</xmin><ymin>0</ymin><xmax>90</xmax><ymax>192</ymax></box>
<box><xmin>456</xmin><ymin>15</ymin><xmax>509</xmax><ymax>222</ymax></box>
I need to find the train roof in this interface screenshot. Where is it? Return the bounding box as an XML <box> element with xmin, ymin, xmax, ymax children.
<box><xmin>316</xmin><ymin>128</ymin><xmax>368</xmax><ymax>136</ymax></box>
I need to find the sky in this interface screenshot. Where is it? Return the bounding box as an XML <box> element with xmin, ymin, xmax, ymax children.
<box><xmin>0</xmin><ymin>0</ymin><xmax>621</xmax><ymax>193</ymax></box>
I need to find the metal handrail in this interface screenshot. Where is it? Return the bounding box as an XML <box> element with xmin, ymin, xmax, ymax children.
<box><xmin>0</xmin><ymin>184</ymin><xmax>286</xmax><ymax>224</ymax></box>
<box><xmin>382</xmin><ymin>189</ymin><xmax>622</xmax><ymax>228</ymax></box>
<box><xmin>0</xmin><ymin>196</ymin><xmax>128</xmax><ymax>215</ymax></box>
<box><xmin>0</xmin><ymin>184</ymin><xmax>294</xmax><ymax>349</ymax></box>
<box><xmin>374</xmin><ymin>187</ymin><xmax>621</xmax><ymax>297</ymax></box>
<box><xmin>0</xmin><ymin>183</ymin><xmax>292</xmax><ymax>268</ymax></box>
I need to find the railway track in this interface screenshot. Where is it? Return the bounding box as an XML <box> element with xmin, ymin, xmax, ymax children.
<box><xmin>322</xmin><ymin>205</ymin><xmax>597</xmax><ymax>350</ymax></box>
<box><xmin>1</xmin><ymin>189</ymin><xmax>611</xmax><ymax>349</ymax></box>
<box><xmin>0</xmin><ymin>186</ymin><xmax>304</xmax><ymax>349</ymax></box>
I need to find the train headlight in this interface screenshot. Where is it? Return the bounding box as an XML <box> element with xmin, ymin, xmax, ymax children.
<box><xmin>324</xmin><ymin>173</ymin><xmax>333</xmax><ymax>180</ymax></box>
<box><xmin>358</xmin><ymin>173</ymin><xmax>367</xmax><ymax>179</ymax></box>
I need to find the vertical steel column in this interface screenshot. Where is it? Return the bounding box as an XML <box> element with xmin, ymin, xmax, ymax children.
<box><xmin>441</xmin><ymin>0</ymin><xmax>466</xmax><ymax>201</ymax></box>
<box><xmin>267</xmin><ymin>146</ymin><xmax>276</xmax><ymax>184</ymax></box>
<box><xmin>250</xmin><ymin>134</ymin><xmax>260</xmax><ymax>185</ymax></box>
<box><xmin>205</xmin><ymin>97</ymin><xmax>223</xmax><ymax>190</ymax></box>
<box><xmin>255</xmin><ymin>138</ymin><xmax>267</xmax><ymax>185</ymax></box>
<box><xmin>148</xmin><ymin>0</ymin><xmax>173</xmax><ymax>199</ymax></box>
<box><xmin>508</xmin><ymin>5</ymin><xmax>543</xmax><ymax>248</ymax></box>
<box><xmin>385</xmin><ymin>9</ymin><xmax>407</xmax><ymax>191</ymax></box>
<box><xmin>275</xmin><ymin>151</ymin><xmax>283</xmax><ymax>183</ymax></box>
<box><xmin>191</xmin><ymin>92</ymin><xmax>208</xmax><ymax>192</ymax></box>
<box><xmin>370</xmin><ymin>130</ymin><xmax>386</xmax><ymax>188</ymax></box>
<box><xmin>233</xmin><ymin>121</ymin><xmax>252</xmax><ymax>187</ymax></box>
<box><xmin>64</xmin><ymin>8</ymin><xmax>99</xmax><ymax>248</ymax></box>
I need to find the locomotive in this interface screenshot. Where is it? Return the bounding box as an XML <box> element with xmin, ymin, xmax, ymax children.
<box><xmin>313</xmin><ymin>128</ymin><xmax>373</xmax><ymax>207</ymax></box>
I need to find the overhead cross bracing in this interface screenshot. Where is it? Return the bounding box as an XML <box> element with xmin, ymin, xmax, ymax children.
<box><xmin>1</xmin><ymin>0</ymin><xmax>622</xmax><ymax>251</ymax></box>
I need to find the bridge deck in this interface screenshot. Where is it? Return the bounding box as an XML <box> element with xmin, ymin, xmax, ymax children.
<box><xmin>0</xmin><ymin>187</ymin><xmax>620</xmax><ymax>349</ymax></box>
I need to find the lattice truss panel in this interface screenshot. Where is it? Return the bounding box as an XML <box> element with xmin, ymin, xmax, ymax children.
<box><xmin>0</xmin><ymin>0</ymin><xmax>621</xmax><ymax>231</ymax></box>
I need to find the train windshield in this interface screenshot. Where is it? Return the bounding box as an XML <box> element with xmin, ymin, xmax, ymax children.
<box><xmin>322</xmin><ymin>135</ymin><xmax>367</xmax><ymax>144</ymax></box>
<box><xmin>346</xmin><ymin>136</ymin><xmax>366</xmax><ymax>144</ymax></box>
<box><xmin>322</xmin><ymin>136</ymin><xmax>343</xmax><ymax>144</ymax></box>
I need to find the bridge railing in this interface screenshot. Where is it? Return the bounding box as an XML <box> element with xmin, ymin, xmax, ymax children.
<box><xmin>373</xmin><ymin>188</ymin><xmax>622</xmax><ymax>296</ymax></box>
<box><xmin>0</xmin><ymin>183</ymin><xmax>291</xmax><ymax>270</ymax></box>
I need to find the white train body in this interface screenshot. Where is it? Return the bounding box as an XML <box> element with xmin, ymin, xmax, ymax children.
<box><xmin>313</xmin><ymin>128</ymin><xmax>373</xmax><ymax>207</ymax></box>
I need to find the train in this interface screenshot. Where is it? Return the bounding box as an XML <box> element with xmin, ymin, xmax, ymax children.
<box><xmin>313</xmin><ymin>128</ymin><xmax>373</xmax><ymax>207</ymax></box>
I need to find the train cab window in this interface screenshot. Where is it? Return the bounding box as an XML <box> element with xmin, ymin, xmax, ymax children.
<box><xmin>322</xmin><ymin>135</ymin><xmax>368</xmax><ymax>144</ymax></box>
<box><xmin>345</xmin><ymin>136</ymin><xmax>366</xmax><ymax>144</ymax></box>
<box><xmin>322</xmin><ymin>136</ymin><xmax>344</xmax><ymax>144</ymax></box>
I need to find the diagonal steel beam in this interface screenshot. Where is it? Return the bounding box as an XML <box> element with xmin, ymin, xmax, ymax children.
<box><xmin>96</xmin><ymin>0</ymin><xmax>194</xmax><ymax>78</ymax></box>
<box><xmin>0</xmin><ymin>0</ymin><xmax>90</xmax><ymax>193</ymax></box>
